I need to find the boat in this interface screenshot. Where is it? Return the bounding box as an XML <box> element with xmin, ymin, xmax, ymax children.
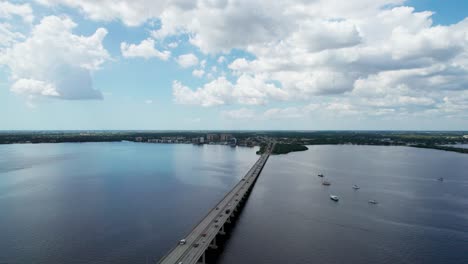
<box><xmin>368</xmin><ymin>200</ymin><xmax>378</xmax><ymax>204</ymax></box>
<box><xmin>322</xmin><ymin>180</ymin><xmax>331</xmax><ymax>186</ymax></box>
<box><xmin>352</xmin><ymin>185</ymin><xmax>360</xmax><ymax>190</ymax></box>
<box><xmin>330</xmin><ymin>195</ymin><xmax>339</xmax><ymax>201</ymax></box>
<box><xmin>318</xmin><ymin>174</ymin><xmax>324</xmax><ymax>177</ymax></box>
<box><xmin>437</xmin><ymin>177</ymin><xmax>444</xmax><ymax>182</ymax></box>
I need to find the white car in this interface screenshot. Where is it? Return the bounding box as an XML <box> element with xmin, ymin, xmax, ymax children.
<box><xmin>179</xmin><ymin>239</ymin><xmax>186</xmax><ymax>245</ymax></box>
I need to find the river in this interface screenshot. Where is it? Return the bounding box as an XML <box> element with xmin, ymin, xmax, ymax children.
<box><xmin>0</xmin><ymin>143</ymin><xmax>467</xmax><ymax>263</ymax></box>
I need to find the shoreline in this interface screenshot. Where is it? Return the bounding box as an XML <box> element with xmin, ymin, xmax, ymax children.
<box><xmin>1</xmin><ymin>131</ymin><xmax>467</xmax><ymax>155</ymax></box>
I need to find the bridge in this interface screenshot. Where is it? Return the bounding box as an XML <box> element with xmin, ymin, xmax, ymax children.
<box><xmin>158</xmin><ymin>143</ymin><xmax>273</xmax><ymax>264</ymax></box>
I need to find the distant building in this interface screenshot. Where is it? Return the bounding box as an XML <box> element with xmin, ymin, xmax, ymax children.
<box><xmin>207</xmin><ymin>134</ymin><xmax>219</xmax><ymax>142</ymax></box>
<box><xmin>464</xmin><ymin>135</ymin><xmax>468</xmax><ymax>139</ymax></box>
<box><xmin>220</xmin><ymin>133</ymin><xmax>232</xmax><ymax>141</ymax></box>
<box><xmin>192</xmin><ymin>137</ymin><xmax>205</xmax><ymax>144</ymax></box>
<box><xmin>135</xmin><ymin>137</ymin><xmax>143</xmax><ymax>142</ymax></box>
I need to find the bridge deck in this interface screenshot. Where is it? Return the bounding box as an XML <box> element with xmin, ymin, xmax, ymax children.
<box><xmin>158</xmin><ymin>145</ymin><xmax>272</xmax><ymax>264</ymax></box>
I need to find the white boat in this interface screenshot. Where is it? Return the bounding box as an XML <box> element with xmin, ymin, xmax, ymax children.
<box><xmin>368</xmin><ymin>200</ymin><xmax>378</xmax><ymax>204</ymax></box>
<box><xmin>330</xmin><ymin>195</ymin><xmax>339</xmax><ymax>201</ymax></box>
<box><xmin>352</xmin><ymin>185</ymin><xmax>360</xmax><ymax>190</ymax></box>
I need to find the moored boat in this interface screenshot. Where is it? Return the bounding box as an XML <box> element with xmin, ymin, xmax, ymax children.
<box><xmin>322</xmin><ymin>180</ymin><xmax>331</xmax><ymax>186</ymax></box>
<box><xmin>330</xmin><ymin>195</ymin><xmax>339</xmax><ymax>201</ymax></box>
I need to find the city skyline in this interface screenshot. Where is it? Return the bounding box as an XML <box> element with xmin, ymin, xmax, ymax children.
<box><xmin>1</xmin><ymin>0</ymin><xmax>468</xmax><ymax>130</ymax></box>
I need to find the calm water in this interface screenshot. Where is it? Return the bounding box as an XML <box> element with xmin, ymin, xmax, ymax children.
<box><xmin>218</xmin><ymin>145</ymin><xmax>468</xmax><ymax>264</ymax></box>
<box><xmin>1</xmin><ymin>144</ymin><xmax>467</xmax><ymax>264</ymax></box>
<box><xmin>444</xmin><ymin>144</ymin><xmax>468</xmax><ymax>149</ymax></box>
<box><xmin>0</xmin><ymin>142</ymin><xmax>258</xmax><ymax>263</ymax></box>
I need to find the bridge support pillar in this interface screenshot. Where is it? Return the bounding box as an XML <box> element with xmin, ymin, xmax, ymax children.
<box><xmin>197</xmin><ymin>252</ymin><xmax>206</xmax><ymax>264</ymax></box>
<box><xmin>219</xmin><ymin>225</ymin><xmax>226</xmax><ymax>235</ymax></box>
<box><xmin>209</xmin><ymin>237</ymin><xmax>218</xmax><ymax>249</ymax></box>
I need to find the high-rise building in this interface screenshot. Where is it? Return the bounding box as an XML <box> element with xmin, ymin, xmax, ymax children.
<box><xmin>207</xmin><ymin>134</ymin><xmax>219</xmax><ymax>142</ymax></box>
<box><xmin>220</xmin><ymin>133</ymin><xmax>232</xmax><ymax>141</ymax></box>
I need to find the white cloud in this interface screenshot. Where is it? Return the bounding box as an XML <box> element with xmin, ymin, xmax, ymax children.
<box><xmin>35</xmin><ymin>0</ymin><xmax>171</xmax><ymax>26</ymax></box>
<box><xmin>11</xmin><ymin>78</ymin><xmax>59</xmax><ymax>97</ymax></box>
<box><xmin>222</xmin><ymin>102</ymin><xmax>361</xmax><ymax>121</ymax></box>
<box><xmin>200</xmin><ymin>59</ymin><xmax>206</xmax><ymax>68</ymax></box>
<box><xmin>289</xmin><ymin>19</ymin><xmax>362</xmax><ymax>52</ymax></box>
<box><xmin>121</xmin><ymin>38</ymin><xmax>170</xmax><ymax>60</ymax></box>
<box><xmin>222</xmin><ymin>108</ymin><xmax>255</xmax><ymax>120</ymax></box>
<box><xmin>172</xmin><ymin>78</ymin><xmax>232</xmax><ymax>106</ymax></box>
<box><xmin>173</xmin><ymin>74</ymin><xmax>288</xmax><ymax>106</ymax></box>
<box><xmin>0</xmin><ymin>1</ymin><xmax>34</xmax><ymax>23</ymax></box>
<box><xmin>167</xmin><ymin>41</ymin><xmax>178</xmax><ymax>48</ymax></box>
<box><xmin>0</xmin><ymin>23</ymin><xmax>24</xmax><ymax>47</ymax></box>
<box><xmin>192</xmin><ymin>69</ymin><xmax>204</xmax><ymax>78</ymax></box>
<box><xmin>217</xmin><ymin>56</ymin><xmax>225</xmax><ymax>64</ymax></box>
<box><xmin>29</xmin><ymin>0</ymin><xmax>468</xmax><ymax>120</ymax></box>
<box><xmin>0</xmin><ymin>16</ymin><xmax>109</xmax><ymax>100</ymax></box>
<box><xmin>176</xmin><ymin>53</ymin><xmax>198</xmax><ymax>68</ymax></box>
<box><xmin>263</xmin><ymin>107</ymin><xmax>304</xmax><ymax>119</ymax></box>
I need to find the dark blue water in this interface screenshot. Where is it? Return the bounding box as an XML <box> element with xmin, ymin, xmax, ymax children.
<box><xmin>444</xmin><ymin>144</ymin><xmax>468</xmax><ymax>149</ymax></box>
<box><xmin>218</xmin><ymin>145</ymin><xmax>468</xmax><ymax>264</ymax></box>
<box><xmin>0</xmin><ymin>142</ymin><xmax>258</xmax><ymax>263</ymax></box>
<box><xmin>1</xmin><ymin>144</ymin><xmax>467</xmax><ymax>264</ymax></box>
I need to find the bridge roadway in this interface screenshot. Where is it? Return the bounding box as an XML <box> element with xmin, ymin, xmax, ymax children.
<box><xmin>158</xmin><ymin>144</ymin><xmax>273</xmax><ymax>264</ymax></box>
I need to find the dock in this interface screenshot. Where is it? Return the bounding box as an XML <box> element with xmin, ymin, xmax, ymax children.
<box><xmin>158</xmin><ymin>143</ymin><xmax>273</xmax><ymax>264</ymax></box>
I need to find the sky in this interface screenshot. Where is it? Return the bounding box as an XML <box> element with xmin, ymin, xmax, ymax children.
<box><xmin>0</xmin><ymin>0</ymin><xmax>467</xmax><ymax>130</ymax></box>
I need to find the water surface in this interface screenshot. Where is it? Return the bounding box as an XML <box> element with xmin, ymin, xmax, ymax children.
<box><xmin>0</xmin><ymin>142</ymin><xmax>258</xmax><ymax>263</ymax></box>
<box><xmin>443</xmin><ymin>144</ymin><xmax>468</xmax><ymax>149</ymax></box>
<box><xmin>219</xmin><ymin>145</ymin><xmax>468</xmax><ymax>264</ymax></box>
<box><xmin>2</xmin><ymin>143</ymin><xmax>467</xmax><ymax>264</ymax></box>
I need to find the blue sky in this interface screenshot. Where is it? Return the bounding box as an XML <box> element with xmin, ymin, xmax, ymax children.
<box><xmin>1</xmin><ymin>0</ymin><xmax>467</xmax><ymax>130</ymax></box>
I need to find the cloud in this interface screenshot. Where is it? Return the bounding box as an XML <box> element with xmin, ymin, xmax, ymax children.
<box><xmin>289</xmin><ymin>19</ymin><xmax>362</xmax><ymax>52</ymax></box>
<box><xmin>0</xmin><ymin>1</ymin><xmax>34</xmax><ymax>23</ymax></box>
<box><xmin>222</xmin><ymin>108</ymin><xmax>255</xmax><ymax>120</ymax></box>
<box><xmin>11</xmin><ymin>79</ymin><xmax>59</xmax><ymax>97</ymax></box>
<box><xmin>173</xmin><ymin>74</ymin><xmax>288</xmax><ymax>106</ymax></box>
<box><xmin>0</xmin><ymin>16</ymin><xmax>109</xmax><ymax>100</ymax></box>
<box><xmin>145</xmin><ymin>99</ymin><xmax>153</xmax><ymax>104</ymax></box>
<box><xmin>30</xmin><ymin>0</ymin><xmax>468</xmax><ymax>120</ymax></box>
<box><xmin>172</xmin><ymin>78</ymin><xmax>232</xmax><ymax>106</ymax></box>
<box><xmin>220</xmin><ymin>102</ymin><xmax>360</xmax><ymax>121</ymax></box>
<box><xmin>192</xmin><ymin>69</ymin><xmax>204</xmax><ymax>78</ymax></box>
<box><xmin>0</xmin><ymin>23</ymin><xmax>24</xmax><ymax>47</ymax></box>
<box><xmin>217</xmin><ymin>56</ymin><xmax>225</xmax><ymax>64</ymax></box>
<box><xmin>176</xmin><ymin>53</ymin><xmax>198</xmax><ymax>68</ymax></box>
<box><xmin>154</xmin><ymin>0</ymin><xmax>291</xmax><ymax>53</ymax></box>
<box><xmin>121</xmin><ymin>38</ymin><xmax>170</xmax><ymax>60</ymax></box>
<box><xmin>35</xmin><ymin>0</ymin><xmax>169</xmax><ymax>26</ymax></box>
<box><xmin>263</xmin><ymin>107</ymin><xmax>304</xmax><ymax>119</ymax></box>
<box><xmin>167</xmin><ymin>41</ymin><xmax>178</xmax><ymax>48</ymax></box>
